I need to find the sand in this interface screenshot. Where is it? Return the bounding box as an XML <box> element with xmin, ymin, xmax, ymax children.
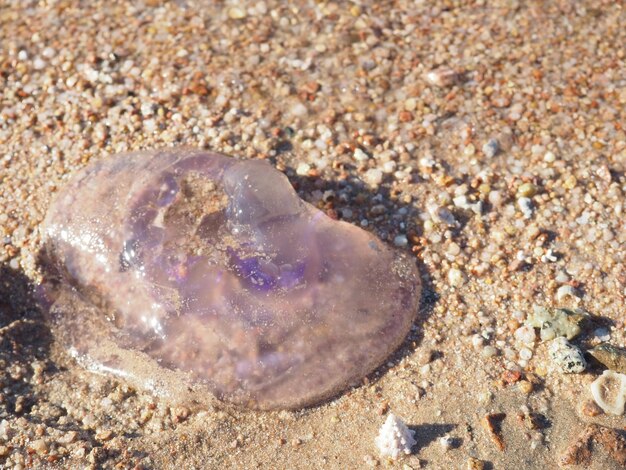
<box><xmin>0</xmin><ymin>1</ymin><xmax>625</xmax><ymax>469</ymax></box>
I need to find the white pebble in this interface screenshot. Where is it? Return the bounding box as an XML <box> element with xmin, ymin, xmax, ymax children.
<box><xmin>446</xmin><ymin>242</ymin><xmax>461</xmax><ymax>257</ymax></box>
<box><xmin>519</xmin><ymin>347</ymin><xmax>533</xmax><ymax>361</ymax></box>
<box><xmin>482</xmin><ymin>138</ymin><xmax>500</xmax><ymax>158</ymax></box>
<box><xmin>548</xmin><ymin>337</ymin><xmax>586</xmax><ymax>373</ymax></box>
<box><xmin>354</xmin><ymin>148</ymin><xmax>369</xmax><ymax>162</ymax></box>
<box><xmin>425</xmin><ymin>68</ymin><xmax>457</xmax><ymax>87</ymax></box>
<box><xmin>555</xmin><ymin>271</ymin><xmax>570</xmax><ymax>283</ymax></box>
<box><xmin>518</xmin><ymin>197</ymin><xmax>533</xmax><ymax>219</ymax></box>
<box><xmin>439</xmin><ymin>435</ymin><xmax>454</xmax><ymax>451</ymax></box>
<box><xmin>393</xmin><ymin>235</ymin><xmax>408</xmax><ymax>247</ymax></box>
<box><xmin>141</xmin><ymin>102</ymin><xmax>155</xmax><ymax>116</ymax></box>
<box><xmin>42</xmin><ymin>47</ymin><xmax>56</xmax><ymax>58</ymax></box>
<box><xmin>447</xmin><ymin>268</ymin><xmax>466</xmax><ymax>287</ymax></box>
<box><xmin>382</xmin><ymin>161</ymin><xmax>396</xmax><ymax>173</ymax></box>
<box><xmin>295</xmin><ymin>163</ymin><xmax>310</xmax><ymax>176</ymax></box>
<box><xmin>143</xmin><ymin>119</ymin><xmax>156</xmax><ymax>133</ymax></box>
<box><xmin>543</xmin><ymin>151</ymin><xmax>556</xmax><ymax>163</ymax></box>
<box><xmin>33</xmin><ymin>57</ymin><xmax>46</xmax><ymax>70</ymax></box>
<box><xmin>593</xmin><ymin>328</ymin><xmax>610</xmax><ymax>342</ymax></box>
<box><xmin>364</xmin><ymin>168</ymin><xmax>383</xmax><ymax>186</ymax></box>
<box><xmin>540</xmin><ymin>249</ymin><xmax>558</xmax><ymax>263</ymax></box>
<box><xmin>290</xmin><ymin>102</ymin><xmax>308</xmax><ymax>117</ymax></box>
<box><xmin>514</xmin><ymin>325</ymin><xmax>536</xmax><ymax>345</ymax></box>
<box><xmin>488</xmin><ymin>190</ymin><xmax>502</xmax><ymax>207</ymax></box>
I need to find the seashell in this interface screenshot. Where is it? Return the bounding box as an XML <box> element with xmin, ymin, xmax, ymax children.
<box><xmin>375</xmin><ymin>413</ymin><xmax>416</xmax><ymax>459</ymax></box>
<box><xmin>590</xmin><ymin>370</ymin><xmax>626</xmax><ymax>415</ymax></box>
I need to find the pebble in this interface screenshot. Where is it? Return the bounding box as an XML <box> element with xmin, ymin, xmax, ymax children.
<box><xmin>560</xmin><ymin>424</ymin><xmax>626</xmax><ymax>466</ymax></box>
<box><xmin>481</xmin><ymin>346</ymin><xmax>498</xmax><ymax>358</ymax></box>
<box><xmin>514</xmin><ymin>325</ymin><xmax>536</xmax><ymax>345</ymax></box>
<box><xmin>29</xmin><ymin>438</ymin><xmax>47</xmax><ymax>455</ymax></box>
<box><xmin>364</xmin><ymin>168</ymin><xmax>383</xmax><ymax>186</ymax></box>
<box><xmin>439</xmin><ymin>435</ymin><xmax>454</xmax><ymax>451</ymax></box>
<box><xmin>290</xmin><ymin>102</ymin><xmax>308</xmax><ymax>117</ymax></box>
<box><xmin>589</xmin><ymin>344</ymin><xmax>626</xmax><ymax>373</ymax></box>
<box><xmin>517</xmin><ymin>380</ymin><xmax>533</xmax><ymax>394</ymax></box>
<box><xmin>517</xmin><ymin>183</ymin><xmax>538</xmax><ymax>198</ymax></box>
<box><xmin>447</xmin><ymin>268</ymin><xmax>466</xmax><ymax>287</ymax></box>
<box><xmin>518</xmin><ymin>347</ymin><xmax>533</xmax><ymax>361</ymax></box>
<box><xmin>425</xmin><ymin>68</ymin><xmax>458</xmax><ymax>88</ymax></box>
<box><xmin>228</xmin><ymin>7</ymin><xmax>247</xmax><ymax>19</ymax></box>
<box><xmin>295</xmin><ymin>162</ymin><xmax>311</xmax><ymax>176</ymax></box>
<box><xmin>543</xmin><ymin>151</ymin><xmax>556</xmax><ymax>163</ymax></box>
<box><xmin>394</xmin><ymin>235</ymin><xmax>408</xmax><ymax>247</ymax></box>
<box><xmin>548</xmin><ymin>337</ymin><xmax>586</xmax><ymax>373</ymax></box>
<box><xmin>482</xmin><ymin>139</ymin><xmax>500</xmax><ymax>158</ymax></box>
<box><xmin>354</xmin><ymin>148</ymin><xmax>369</xmax><ymax>162</ymax></box>
<box><xmin>579</xmin><ymin>400</ymin><xmax>603</xmax><ymax>417</ymax></box>
<box><xmin>517</xmin><ymin>197</ymin><xmax>533</xmax><ymax>219</ymax></box>
<box><xmin>467</xmin><ymin>458</ymin><xmax>485</xmax><ymax>470</ymax></box>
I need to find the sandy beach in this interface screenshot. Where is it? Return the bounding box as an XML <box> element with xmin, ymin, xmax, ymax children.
<box><xmin>1</xmin><ymin>1</ymin><xmax>625</xmax><ymax>468</ymax></box>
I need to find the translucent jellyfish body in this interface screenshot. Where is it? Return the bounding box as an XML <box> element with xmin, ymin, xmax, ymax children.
<box><xmin>40</xmin><ymin>148</ymin><xmax>420</xmax><ymax>409</ymax></box>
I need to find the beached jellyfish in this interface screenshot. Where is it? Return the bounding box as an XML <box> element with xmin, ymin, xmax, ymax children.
<box><xmin>39</xmin><ymin>148</ymin><xmax>420</xmax><ymax>409</ymax></box>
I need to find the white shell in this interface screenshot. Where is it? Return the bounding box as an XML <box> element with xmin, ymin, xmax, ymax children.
<box><xmin>590</xmin><ymin>370</ymin><xmax>626</xmax><ymax>415</ymax></box>
<box><xmin>375</xmin><ymin>413</ymin><xmax>417</xmax><ymax>459</ymax></box>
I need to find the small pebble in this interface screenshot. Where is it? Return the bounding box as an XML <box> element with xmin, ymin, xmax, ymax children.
<box><xmin>517</xmin><ymin>197</ymin><xmax>533</xmax><ymax>219</ymax></box>
<box><xmin>548</xmin><ymin>337</ymin><xmax>586</xmax><ymax>374</ymax></box>
<box><xmin>228</xmin><ymin>7</ymin><xmax>247</xmax><ymax>19</ymax></box>
<box><xmin>296</xmin><ymin>162</ymin><xmax>311</xmax><ymax>176</ymax></box>
<box><xmin>447</xmin><ymin>268</ymin><xmax>466</xmax><ymax>287</ymax></box>
<box><xmin>354</xmin><ymin>148</ymin><xmax>369</xmax><ymax>162</ymax></box>
<box><xmin>589</xmin><ymin>344</ymin><xmax>626</xmax><ymax>374</ymax></box>
<box><xmin>514</xmin><ymin>325</ymin><xmax>536</xmax><ymax>345</ymax></box>
<box><xmin>394</xmin><ymin>235</ymin><xmax>408</xmax><ymax>247</ymax></box>
<box><xmin>517</xmin><ymin>380</ymin><xmax>533</xmax><ymax>394</ymax></box>
<box><xmin>425</xmin><ymin>68</ymin><xmax>458</xmax><ymax>87</ymax></box>
<box><xmin>579</xmin><ymin>400</ymin><xmax>603</xmax><ymax>417</ymax></box>
<box><xmin>467</xmin><ymin>457</ymin><xmax>485</xmax><ymax>470</ymax></box>
<box><xmin>543</xmin><ymin>151</ymin><xmax>556</xmax><ymax>163</ymax></box>
<box><xmin>517</xmin><ymin>183</ymin><xmax>538</xmax><ymax>198</ymax></box>
<box><xmin>29</xmin><ymin>438</ymin><xmax>47</xmax><ymax>455</ymax></box>
<box><xmin>364</xmin><ymin>168</ymin><xmax>383</xmax><ymax>186</ymax></box>
<box><xmin>482</xmin><ymin>139</ymin><xmax>500</xmax><ymax>158</ymax></box>
<box><xmin>482</xmin><ymin>346</ymin><xmax>498</xmax><ymax>358</ymax></box>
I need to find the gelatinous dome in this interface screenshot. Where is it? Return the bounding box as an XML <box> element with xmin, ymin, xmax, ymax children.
<box><xmin>40</xmin><ymin>148</ymin><xmax>420</xmax><ymax>409</ymax></box>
